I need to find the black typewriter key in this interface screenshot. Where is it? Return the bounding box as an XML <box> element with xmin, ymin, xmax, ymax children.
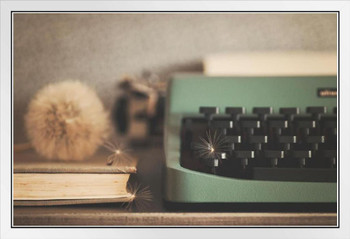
<box><xmin>234</xmin><ymin>151</ymin><xmax>254</xmax><ymax>166</ymax></box>
<box><xmin>226</xmin><ymin>135</ymin><xmax>241</xmax><ymax>143</ymax></box>
<box><xmin>278</xmin><ymin>135</ymin><xmax>297</xmax><ymax>143</ymax></box>
<box><xmin>240</xmin><ymin>116</ymin><xmax>261</xmax><ymax>136</ymax></box>
<box><xmin>226</xmin><ymin>135</ymin><xmax>241</xmax><ymax>152</ymax></box>
<box><xmin>225</xmin><ymin>107</ymin><xmax>245</xmax><ymax>120</ymax></box>
<box><xmin>294</xmin><ymin>115</ymin><xmax>316</xmax><ymax>136</ymax></box>
<box><xmin>290</xmin><ymin>150</ymin><xmax>312</xmax><ymax>168</ymax></box>
<box><xmin>267</xmin><ymin>115</ymin><xmax>288</xmax><ymax>136</ymax></box>
<box><xmin>280</xmin><ymin>107</ymin><xmax>300</xmax><ymax>115</ymax></box>
<box><xmin>280</xmin><ymin>107</ymin><xmax>300</xmax><ymax>120</ymax></box>
<box><xmin>263</xmin><ymin>150</ymin><xmax>284</xmax><ymax>167</ymax></box>
<box><xmin>277</xmin><ymin>135</ymin><xmax>297</xmax><ymax>150</ymax></box>
<box><xmin>232</xmin><ymin>150</ymin><xmax>254</xmax><ymax>178</ymax></box>
<box><xmin>321</xmin><ymin>150</ymin><xmax>337</xmax><ymax>168</ymax></box>
<box><xmin>253</xmin><ymin>107</ymin><xmax>273</xmax><ymax>120</ymax></box>
<box><xmin>321</xmin><ymin>115</ymin><xmax>337</xmax><ymax>136</ymax></box>
<box><xmin>305</xmin><ymin>135</ymin><xmax>325</xmax><ymax>150</ymax></box>
<box><xmin>210</xmin><ymin>120</ymin><xmax>233</xmax><ymax>129</ymax></box>
<box><xmin>202</xmin><ymin>158</ymin><xmax>220</xmax><ymax>174</ymax></box>
<box><xmin>234</xmin><ymin>150</ymin><xmax>255</xmax><ymax>159</ymax></box>
<box><xmin>291</xmin><ymin>150</ymin><xmax>312</xmax><ymax>158</ymax></box>
<box><xmin>268</xmin><ymin>119</ymin><xmax>288</xmax><ymax>129</ymax></box>
<box><xmin>248</xmin><ymin>135</ymin><xmax>268</xmax><ymax>143</ymax></box>
<box><xmin>321</xmin><ymin>115</ymin><xmax>336</xmax><ymax>128</ymax></box>
<box><xmin>295</xmin><ymin>119</ymin><xmax>316</xmax><ymax>129</ymax></box>
<box><xmin>240</xmin><ymin>120</ymin><xmax>260</xmax><ymax>128</ymax></box>
<box><xmin>253</xmin><ymin>107</ymin><xmax>273</xmax><ymax>115</ymax></box>
<box><xmin>248</xmin><ymin>135</ymin><xmax>268</xmax><ymax>150</ymax></box>
<box><xmin>307</xmin><ymin>106</ymin><xmax>327</xmax><ymax>119</ymax></box>
<box><xmin>199</xmin><ymin>106</ymin><xmax>219</xmax><ymax>119</ymax></box>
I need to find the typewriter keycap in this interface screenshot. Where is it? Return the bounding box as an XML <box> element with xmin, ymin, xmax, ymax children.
<box><xmin>248</xmin><ymin>135</ymin><xmax>268</xmax><ymax>144</ymax></box>
<box><xmin>321</xmin><ymin>115</ymin><xmax>336</xmax><ymax>128</ymax></box>
<box><xmin>253</xmin><ymin>107</ymin><xmax>273</xmax><ymax>115</ymax></box>
<box><xmin>307</xmin><ymin>106</ymin><xmax>327</xmax><ymax>115</ymax></box>
<box><xmin>199</xmin><ymin>107</ymin><xmax>219</xmax><ymax>118</ymax></box>
<box><xmin>278</xmin><ymin>135</ymin><xmax>297</xmax><ymax>143</ymax></box>
<box><xmin>240</xmin><ymin>120</ymin><xmax>260</xmax><ymax>128</ymax></box>
<box><xmin>321</xmin><ymin>150</ymin><xmax>337</xmax><ymax>158</ymax></box>
<box><xmin>210</xmin><ymin>120</ymin><xmax>233</xmax><ymax>129</ymax></box>
<box><xmin>264</xmin><ymin>150</ymin><xmax>284</xmax><ymax>158</ymax></box>
<box><xmin>280</xmin><ymin>107</ymin><xmax>300</xmax><ymax>115</ymax></box>
<box><xmin>295</xmin><ymin>120</ymin><xmax>316</xmax><ymax>128</ymax></box>
<box><xmin>234</xmin><ymin>151</ymin><xmax>255</xmax><ymax>170</ymax></box>
<box><xmin>268</xmin><ymin>120</ymin><xmax>288</xmax><ymax>128</ymax></box>
<box><xmin>226</xmin><ymin>135</ymin><xmax>241</xmax><ymax>143</ymax></box>
<box><xmin>234</xmin><ymin>150</ymin><xmax>255</xmax><ymax>159</ymax></box>
<box><xmin>203</xmin><ymin>158</ymin><xmax>220</xmax><ymax>174</ymax></box>
<box><xmin>290</xmin><ymin>150</ymin><xmax>312</xmax><ymax>159</ymax></box>
<box><xmin>225</xmin><ymin>107</ymin><xmax>245</xmax><ymax>116</ymax></box>
<box><xmin>306</xmin><ymin>136</ymin><xmax>325</xmax><ymax>144</ymax></box>
<box><xmin>264</xmin><ymin>150</ymin><xmax>284</xmax><ymax>167</ymax></box>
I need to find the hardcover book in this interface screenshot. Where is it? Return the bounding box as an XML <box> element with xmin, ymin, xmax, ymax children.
<box><xmin>14</xmin><ymin>149</ymin><xmax>137</xmax><ymax>206</ymax></box>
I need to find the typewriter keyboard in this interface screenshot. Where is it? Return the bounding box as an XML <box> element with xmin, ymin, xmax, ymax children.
<box><xmin>180</xmin><ymin>106</ymin><xmax>337</xmax><ymax>182</ymax></box>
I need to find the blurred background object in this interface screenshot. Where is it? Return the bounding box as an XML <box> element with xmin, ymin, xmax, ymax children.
<box><xmin>112</xmin><ymin>73</ymin><xmax>165</xmax><ymax>144</ymax></box>
<box><xmin>204</xmin><ymin>51</ymin><xmax>337</xmax><ymax>76</ymax></box>
<box><xmin>14</xmin><ymin>13</ymin><xmax>337</xmax><ymax>144</ymax></box>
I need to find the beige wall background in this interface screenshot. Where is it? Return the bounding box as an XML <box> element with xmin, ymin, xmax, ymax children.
<box><xmin>14</xmin><ymin>13</ymin><xmax>337</xmax><ymax>143</ymax></box>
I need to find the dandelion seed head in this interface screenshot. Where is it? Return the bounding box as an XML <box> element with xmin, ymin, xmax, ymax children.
<box><xmin>25</xmin><ymin>80</ymin><xmax>110</xmax><ymax>161</ymax></box>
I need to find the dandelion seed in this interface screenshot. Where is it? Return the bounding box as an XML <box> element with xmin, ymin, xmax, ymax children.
<box><xmin>193</xmin><ymin>130</ymin><xmax>232</xmax><ymax>161</ymax></box>
<box><xmin>103</xmin><ymin>141</ymin><xmax>133</xmax><ymax>166</ymax></box>
<box><xmin>123</xmin><ymin>182</ymin><xmax>153</xmax><ymax>211</ymax></box>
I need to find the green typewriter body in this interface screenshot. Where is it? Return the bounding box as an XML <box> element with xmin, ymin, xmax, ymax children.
<box><xmin>163</xmin><ymin>74</ymin><xmax>337</xmax><ymax>209</ymax></box>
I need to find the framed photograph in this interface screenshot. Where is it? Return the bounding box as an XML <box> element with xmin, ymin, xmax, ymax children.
<box><xmin>1</xmin><ymin>1</ymin><xmax>349</xmax><ymax>239</ymax></box>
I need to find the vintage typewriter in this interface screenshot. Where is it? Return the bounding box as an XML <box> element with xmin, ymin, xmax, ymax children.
<box><xmin>163</xmin><ymin>74</ymin><xmax>337</xmax><ymax>211</ymax></box>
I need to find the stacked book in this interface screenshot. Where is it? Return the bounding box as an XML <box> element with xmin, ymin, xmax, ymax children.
<box><xmin>14</xmin><ymin>149</ymin><xmax>136</xmax><ymax>206</ymax></box>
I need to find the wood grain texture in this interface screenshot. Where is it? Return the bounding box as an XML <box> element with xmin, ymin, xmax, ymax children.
<box><xmin>14</xmin><ymin>197</ymin><xmax>133</xmax><ymax>206</ymax></box>
<box><xmin>14</xmin><ymin>208</ymin><xmax>337</xmax><ymax>226</ymax></box>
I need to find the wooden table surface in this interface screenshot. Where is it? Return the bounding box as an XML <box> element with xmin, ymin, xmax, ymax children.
<box><xmin>14</xmin><ymin>206</ymin><xmax>336</xmax><ymax>226</ymax></box>
<box><xmin>13</xmin><ymin>137</ymin><xmax>337</xmax><ymax>226</ymax></box>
